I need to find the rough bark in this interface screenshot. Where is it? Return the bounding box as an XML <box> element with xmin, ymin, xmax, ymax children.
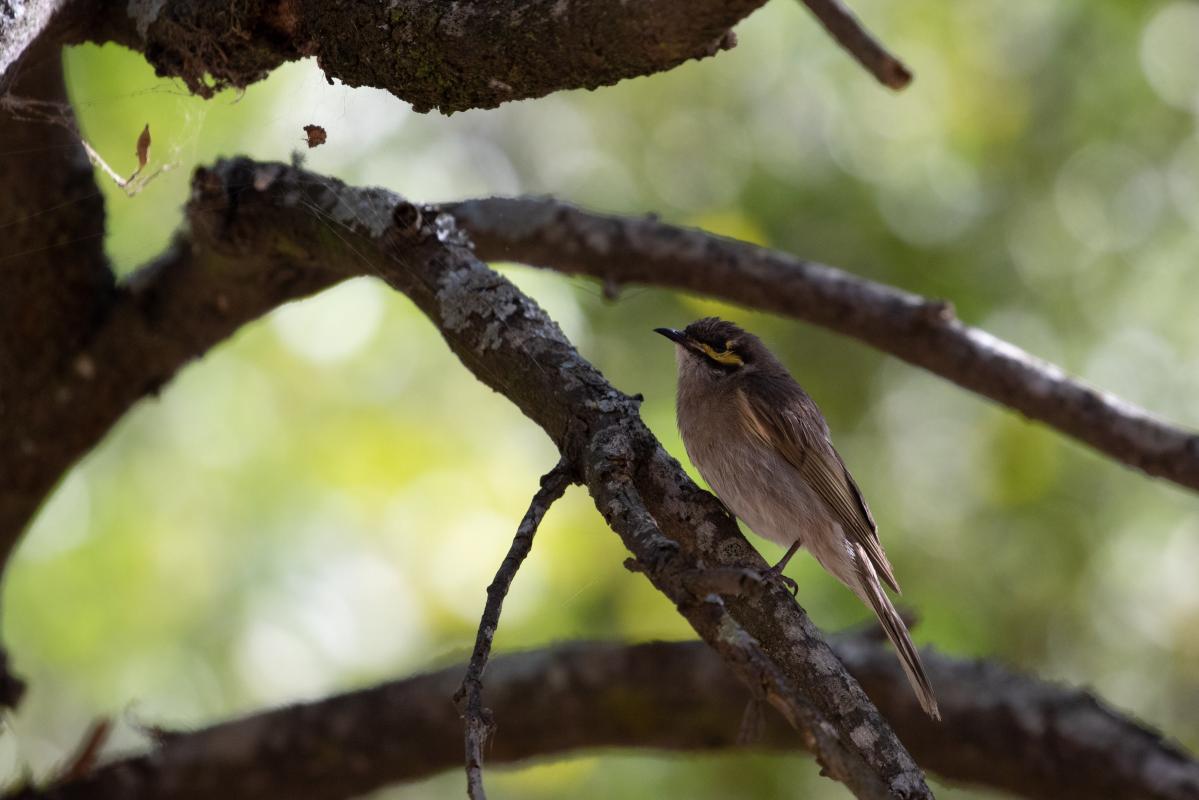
<box><xmin>7</xmin><ymin>0</ymin><xmax>913</xmax><ymax>114</ymax></box>
<box><xmin>9</xmin><ymin>638</ymin><xmax>1197</xmax><ymax>800</ymax></box>
<box><xmin>445</xmin><ymin>197</ymin><xmax>1199</xmax><ymax>492</ymax></box>
<box><xmin>77</xmin><ymin>0</ymin><xmax>762</xmax><ymax>113</ymax></box>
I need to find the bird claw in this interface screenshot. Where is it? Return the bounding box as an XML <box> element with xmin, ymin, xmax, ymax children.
<box><xmin>760</xmin><ymin>567</ymin><xmax>799</xmax><ymax>597</ymax></box>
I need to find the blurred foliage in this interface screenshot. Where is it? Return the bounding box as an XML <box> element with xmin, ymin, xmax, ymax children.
<box><xmin>3</xmin><ymin>0</ymin><xmax>1199</xmax><ymax>797</ymax></box>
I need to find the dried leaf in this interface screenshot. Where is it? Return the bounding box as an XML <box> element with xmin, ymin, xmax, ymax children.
<box><xmin>79</xmin><ymin>123</ymin><xmax>169</xmax><ymax>196</ymax></box>
<box><xmin>303</xmin><ymin>124</ymin><xmax>327</xmax><ymax>148</ymax></box>
<box><xmin>135</xmin><ymin>124</ymin><xmax>151</xmax><ymax>170</ymax></box>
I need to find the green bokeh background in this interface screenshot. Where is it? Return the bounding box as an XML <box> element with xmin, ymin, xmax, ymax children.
<box><xmin>5</xmin><ymin>0</ymin><xmax>1199</xmax><ymax>796</ymax></box>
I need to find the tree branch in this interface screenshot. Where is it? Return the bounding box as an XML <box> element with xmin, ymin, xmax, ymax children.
<box><xmin>0</xmin><ymin>30</ymin><xmax>119</xmax><ymax>709</ymax></box>
<box><xmin>444</xmin><ymin>197</ymin><xmax>1199</xmax><ymax>493</ymax></box>
<box><xmin>10</xmin><ymin>638</ymin><xmax>1196</xmax><ymax>800</ymax></box>
<box><xmin>837</xmin><ymin>635</ymin><xmax>1199</xmax><ymax>800</ymax></box>
<box><xmin>72</xmin><ymin>0</ymin><xmax>763</xmax><ymax>113</ymax></box>
<box><xmin>796</xmin><ymin>0</ymin><xmax>911</xmax><ymax>89</ymax></box>
<box><xmin>7</xmin><ymin>0</ymin><xmax>915</xmax><ymax>116</ymax></box>
<box><xmin>455</xmin><ymin>461</ymin><xmax>574</xmax><ymax>800</ymax></box>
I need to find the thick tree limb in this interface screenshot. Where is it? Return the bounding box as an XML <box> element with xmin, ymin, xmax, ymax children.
<box><xmin>6</xmin><ymin>0</ymin><xmax>911</xmax><ymax>114</ymax></box>
<box><xmin>445</xmin><ymin>197</ymin><xmax>1199</xmax><ymax>493</ymax></box>
<box><xmin>836</xmin><ymin>635</ymin><xmax>1199</xmax><ymax>800</ymax></box>
<box><xmin>72</xmin><ymin>0</ymin><xmax>762</xmax><ymax>113</ymax></box>
<box><xmin>0</xmin><ymin>37</ymin><xmax>113</xmax><ymax>540</ymax></box>
<box><xmin>10</xmin><ymin>638</ymin><xmax>1197</xmax><ymax>800</ymax></box>
<box><xmin>455</xmin><ymin>461</ymin><xmax>574</xmax><ymax>799</ymax></box>
<box><xmin>0</xmin><ymin>31</ymin><xmax>117</xmax><ymax>709</ymax></box>
<box><xmin>796</xmin><ymin>0</ymin><xmax>910</xmax><ymax>89</ymax></box>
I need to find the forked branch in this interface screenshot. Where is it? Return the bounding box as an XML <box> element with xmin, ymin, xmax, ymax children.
<box><xmin>796</xmin><ymin>0</ymin><xmax>911</xmax><ymax>89</ymax></box>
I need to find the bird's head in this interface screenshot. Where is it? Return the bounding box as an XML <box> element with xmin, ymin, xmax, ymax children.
<box><xmin>655</xmin><ymin>317</ymin><xmax>769</xmax><ymax>387</ymax></box>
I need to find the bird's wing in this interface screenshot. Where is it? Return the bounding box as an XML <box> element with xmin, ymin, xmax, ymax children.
<box><xmin>737</xmin><ymin>387</ymin><xmax>901</xmax><ymax>594</ymax></box>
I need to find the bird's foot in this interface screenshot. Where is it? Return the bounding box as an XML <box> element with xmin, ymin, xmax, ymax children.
<box><xmin>758</xmin><ymin>564</ymin><xmax>798</xmax><ymax>596</ymax></box>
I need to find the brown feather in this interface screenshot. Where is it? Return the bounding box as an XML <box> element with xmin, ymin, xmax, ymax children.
<box><xmin>736</xmin><ymin>385</ymin><xmax>901</xmax><ymax>594</ymax></box>
<box><xmin>852</xmin><ymin>543</ymin><xmax>940</xmax><ymax>720</ymax></box>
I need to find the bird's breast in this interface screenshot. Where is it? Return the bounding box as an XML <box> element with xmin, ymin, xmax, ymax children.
<box><xmin>678</xmin><ymin>405</ymin><xmax>830</xmax><ymax>549</ymax></box>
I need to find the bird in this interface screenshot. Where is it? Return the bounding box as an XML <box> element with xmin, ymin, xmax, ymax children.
<box><xmin>655</xmin><ymin>317</ymin><xmax>940</xmax><ymax>720</ymax></box>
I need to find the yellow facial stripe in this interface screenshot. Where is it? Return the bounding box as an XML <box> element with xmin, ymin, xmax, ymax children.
<box><xmin>700</xmin><ymin>342</ymin><xmax>743</xmax><ymax>366</ymax></box>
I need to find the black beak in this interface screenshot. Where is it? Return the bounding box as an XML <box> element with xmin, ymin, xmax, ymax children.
<box><xmin>654</xmin><ymin>327</ymin><xmax>689</xmax><ymax>346</ymax></box>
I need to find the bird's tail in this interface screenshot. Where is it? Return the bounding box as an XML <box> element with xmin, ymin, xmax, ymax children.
<box><xmin>852</xmin><ymin>544</ymin><xmax>940</xmax><ymax>720</ymax></box>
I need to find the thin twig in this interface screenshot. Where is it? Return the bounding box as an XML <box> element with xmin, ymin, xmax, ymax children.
<box><xmin>454</xmin><ymin>461</ymin><xmax>574</xmax><ymax>800</ymax></box>
<box><xmin>797</xmin><ymin>0</ymin><xmax>911</xmax><ymax>89</ymax></box>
